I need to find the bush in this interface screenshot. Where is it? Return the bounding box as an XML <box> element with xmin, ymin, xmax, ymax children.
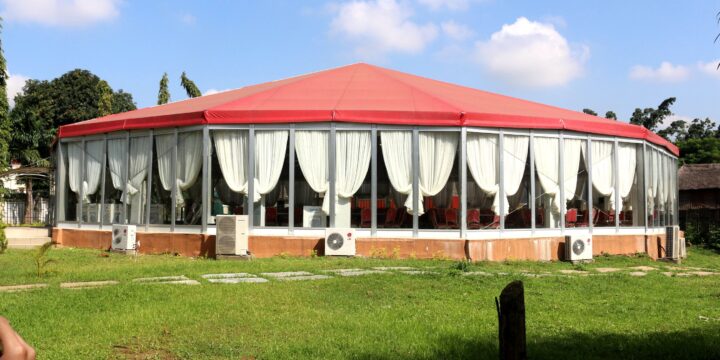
<box><xmin>684</xmin><ymin>221</ymin><xmax>720</xmax><ymax>250</ymax></box>
<box><xmin>0</xmin><ymin>222</ymin><xmax>7</xmax><ymax>254</ymax></box>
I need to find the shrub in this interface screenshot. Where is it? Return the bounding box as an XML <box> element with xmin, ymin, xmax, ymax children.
<box><xmin>0</xmin><ymin>222</ymin><xmax>7</xmax><ymax>254</ymax></box>
<box><xmin>33</xmin><ymin>241</ymin><xmax>57</xmax><ymax>277</ymax></box>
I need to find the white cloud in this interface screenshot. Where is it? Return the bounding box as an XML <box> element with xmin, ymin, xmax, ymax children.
<box><xmin>417</xmin><ymin>0</ymin><xmax>471</xmax><ymax>11</ymax></box>
<box><xmin>330</xmin><ymin>0</ymin><xmax>438</xmax><ymax>57</ymax></box>
<box><xmin>697</xmin><ymin>59</ymin><xmax>720</xmax><ymax>79</ymax></box>
<box><xmin>1</xmin><ymin>0</ymin><xmax>120</xmax><ymax>27</ymax></box>
<box><xmin>441</xmin><ymin>20</ymin><xmax>473</xmax><ymax>41</ymax></box>
<box><xmin>7</xmin><ymin>73</ymin><xmax>28</xmax><ymax>108</ymax></box>
<box><xmin>473</xmin><ymin>17</ymin><xmax>588</xmax><ymax>87</ymax></box>
<box><xmin>629</xmin><ymin>62</ymin><xmax>690</xmax><ymax>83</ymax></box>
<box><xmin>203</xmin><ymin>88</ymin><xmax>232</xmax><ymax>96</ymax></box>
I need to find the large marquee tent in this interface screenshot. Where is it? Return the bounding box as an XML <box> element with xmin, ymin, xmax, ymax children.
<box><xmin>54</xmin><ymin>63</ymin><xmax>678</xmax><ymax>260</ymax></box>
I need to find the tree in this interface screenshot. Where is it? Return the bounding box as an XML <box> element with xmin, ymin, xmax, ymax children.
<box><xmin>677</xmin><ymin>137</ymin><xmax>720</xmax><ymax>164</ymax></box>
<box><xmin>582</xmin><ymin>108</ymin><xmax>597</xmax><ymax>116</ymax></box>
<box><xmin>180</xmin><ymin>71</ymin><xmax>201</xmax><ymax>98</ymax></box>
<box><xmin>96</xmin><ymin>80</ymin><xmax>113</xmax><ymax>117</ymax></box>
<box><xmin>157</xmin><ymin>72</ymin><xmax>170</xmax><ymax>105</ymax></box>
<box><xmin>605</xmin><ymin>111</ymin><xmax>617</xmax><ymax>120</ymax></box>
<box><xmin>0</xmin><ymin>18</ymin><xmax>9</xmax><ymax>170</ymax></box>
<box><xmin>112</xmin><ymin>90</ymin><xmax>136</xmax><ymax>113</ymax></box>
<box><xmin>657</xmin><ymin>119</ymin><xmax>688</xmax><ymax>141</ymax></box>
<box><xmin>629</xmin><ymin>97</ymin><xmax>676</xmax><ymax>131</ymax></box>
<box><xmin>686</xmin><ymin>117</ymin><xmax>716</xmax><ymax>140</ymax></box>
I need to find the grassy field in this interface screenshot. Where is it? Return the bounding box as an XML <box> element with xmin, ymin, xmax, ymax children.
<box><xmin>1</xmin><ymin>247</ymin><xmax>719</xmax><ymax>359</ymax></box>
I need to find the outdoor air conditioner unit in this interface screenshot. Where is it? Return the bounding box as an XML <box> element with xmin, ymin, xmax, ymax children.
<box><xmin>565</xmin><ymin>233</ymin><xmax>593</xmax><ymax>262</ymax></box>
<box><xmin>215</xmin><ymin>215</ymin><xmax>249</xmax><ymax>256</ymax></box>
<box><xmin>111</xmin><ymin>225</ymin><xmax>137</xmax><ymax>251</ymax></box>
<box><xmin>325</xmin><ymin>228</ymin><xmax>355</xmax><ymax>256</ymax></box>
<box><xmin>665</xmin><ymin>225</ymin><xmax>685</xmax><ymax>261</ymax></box>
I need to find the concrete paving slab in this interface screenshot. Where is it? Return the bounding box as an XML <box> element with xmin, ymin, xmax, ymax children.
<box><xmin>0</xmin><ymin>283</ymin><xmax>48</xmax><ymax>293</ymax></box>
<box><xmin>558</xmin><ymin>270</ymin><xmax>590</xmax><ymax>275</ymax></box>
<box><xmin>400</xmin><ymin>270</ymin><xmax>436</xmax><ymax>275</ymax></box>
<box><xmin>260</xmin><ymin>271</ymin><xmax>314</xmax><ymax>278</ymax></box>
<box><xmin>158</xmin><ymin>280</ymin><xmax>201</xmax><ymax>285</ymax></box>
<box><xmin>335</xmin><ymin>270</ymin><xmax>388</xmax><ymax>277</ymax></box>
<box><xmin>689</xmin><ymin>271</ymin><xmax>718</xmax><ymax>276</ymax></box>
<box><xmin>594</xmin><ymin>267</ymin><xmax>622</xmax><ymax>273</ymax></box>
<box><xmin>323</xmin><ymin>269</ymin><xmax>365</xmax><ymax>273</ymax></box>
<box><xmin>201</xmin><ymin>273</ymin><xmax>255</xmax><ymax>279</ymax></box>
<box><xmin>372</xmin><ymin>267</ymin><xmax>416</xmax><ymax>271</ymax></box>
<box><xmin>630</xmin><ymin>266</ymin><xmax>656</xmax><ymax>271</ymax></box>
<box><xmin>661</xmin><ymin>272</ymin><xmax>674</xmax><ymax>277</ymax></box>
<box><xmin>132</xmin><ymin>276</ymin><xmax>189</xmax><ymax>283</ymax></box>
<box><xmin>60</xmin><ymin>280</ymin><xmax>119</xmax><ymax>289</ymax></box>
<box><xmin>207</xmin><ymin>278</ymin><xmax>268</xmax><ymax>284</ymax></box>
<box><xmin>276</xmin><ymin>275</ymin><xmax>331</xmax><ymax>281</ymax></box>
<box><xmin>629</xmin><ymin>271</ymin><xmax>647</xmax><ymax>277</ymax></box>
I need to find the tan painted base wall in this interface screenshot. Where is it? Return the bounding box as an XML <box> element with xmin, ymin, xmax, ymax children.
<box><xmin>52</xmin><ymin>228</ymin><xmax>667</xmax><ymax>261</ymax></box>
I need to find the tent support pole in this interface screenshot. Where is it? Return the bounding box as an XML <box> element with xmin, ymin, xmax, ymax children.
<box><xmin>248</xmin><ymin>126</ymin><xmax>255</xmax><ymax>230</ymax></box>
<box><xmin>412</xmin><ymin>128</ymin><xmax>419</xmax><ymax>237</ymax></box>
<box><xmin>288</xmin><ymin>126</ymin><xmax>295</xmax><ymax>234</ymax></box>
<box><xmin>371</xmin><ymin>126</ymin><xmax>377</xmax><ymax>236</ymax></box>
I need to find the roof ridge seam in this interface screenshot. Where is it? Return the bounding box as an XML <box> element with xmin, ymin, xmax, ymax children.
<box><xmin>367</xmin><ymin>65</ymin><xmax>464</xmax><ymax>118</ymax></box>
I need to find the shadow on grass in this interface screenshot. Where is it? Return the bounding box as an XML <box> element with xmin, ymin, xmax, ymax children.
<box><xmin>353</xmin><ymin>326</ymin><xmax>720</xmax><ymax>360</ymax></box>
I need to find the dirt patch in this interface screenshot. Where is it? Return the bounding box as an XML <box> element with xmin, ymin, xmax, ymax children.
<box><xmin>112</xmin><ymin>334</ymin><xmax>178</xmax><ymax>360</ymax></box>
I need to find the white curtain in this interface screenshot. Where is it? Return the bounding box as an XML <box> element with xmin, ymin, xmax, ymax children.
<box><xmin>467</xmin><ymin>133</ymin><xmax>499</xmax><ymax>212</ymax></box>
<box><xmin>126</xmin><ymin>137</ymin><xmax>151</xmax><ymax>223</ymax></box>
<box><xmin>68</xmin><ymin>142</ymin><xmax>83</xmax><ymax>198</ymax></box>
<box><xmin>662</xmin><ymin>155</ymin><xmax>672</xmax><ymax>212</ymax></box>
<box><xmin>295</xmin><ymin>130</ymin><xmax>329</xmax><ymax>211</ymax></box>
<box><xmin>82</xmin><ymin>141</ymin><xmax>104</xmax><ymax>204</ymax></box>
<box><xmin>175</xmin><ymin>132</ymin><xmax>203</xmax><ymax>206</ymax></box>
<box><xmin>417</xmin><ymin>132</ymin><xmax>458</xmax><ymax>216</ymax></box>
<box><xmin>213</xmin><ymin>130</ymin><xmax>249</xmax><ymax>197</ymax></box>
<box><xmin>617</xmin><ymin>144</ymin><xmax>637</xmax><ymax>209</ymax></box>
<box><xmin>155</xmin><ymin>134</ymin><xmax>175</xmax><ymax>198</ymax></box>
<box><xmin>502</xmin><ymin>135</ymin><xmax>529</xmax><ymax>215</ymax></box>
<box><xmin>533</xmin><ymin>137</ymin><xmax>560</xmax><ymax>226</ymax></box>
<box><xmin>108</xmin><ymin>138</ymin><xmax>128</xmax><ymax>203</ymax></box>
<box><xmin>647</xmin><ymin>149</ymin><xmax>659</xmax><ymax>216</ymax></box>
<box><xmin>656</xmin><ymin>151</ymin><xmax>665</xmax><ymax>212</ymax></box>
<box><xmin>253</xmin><ymin>131</ymin><xmax>288</xmax><ymax>226</ymax></box>
<box><xmin>381</xmin><ymin>131</ymin><xmax>413</xmax><ymax>212</ymax></box>
<box><xmin>583</xmin><ymin>141</ymin><xmax>615</xmax><ymax>210</ymax></box>
<box><xmin>333</xmin><ymin>131</ymin><xmax>371</xmax><ymax>226</ymax></box>
<box><xmin>563</xmin><ymin>139</ymin><xmax>583</xmax><ymax>207</ymax></box>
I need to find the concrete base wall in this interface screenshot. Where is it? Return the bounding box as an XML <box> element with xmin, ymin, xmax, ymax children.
<box><xmin>52</xmin><ymin>228</ymin><xmax>667</xmax><ymax>261</ymax></box>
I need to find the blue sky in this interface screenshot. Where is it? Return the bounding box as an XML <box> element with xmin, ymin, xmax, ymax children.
<box><xmin>2</xmin><ymin>0</ymin><xmax>719</xmax><ymax>125</ymax></box>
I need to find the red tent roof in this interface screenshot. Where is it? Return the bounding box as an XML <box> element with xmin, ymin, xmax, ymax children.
<box><xmin>58</xmin><ymin>63</ymin><xmax>678</xmax><ymax>155</ymax></box>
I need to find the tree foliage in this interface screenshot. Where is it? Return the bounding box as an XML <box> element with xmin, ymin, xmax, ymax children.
<box><xmin>605</xmin><ymin>111</ymin><xmax>617</xmax><ymax>120</ymax></box>
<box><xmin>582</xmin><ymin>108</ymin><xmax>597</xmax><ymax>116</ymax></box>
<box><xmin>8</xmin><ymin>69</ymin><xmax>136</xmax><ymax>166</ymax></box>
<box><xmin>180</xmin><ymin>71</ymin><xmax>201</xmax><ymax>98</ymax></box>
<box><xmin>97</xmin><ymin>80</ymin><xmax>113</xmax><ymax>117</ymax></box>
<box><xmin>0</xmin><ymin>18</ymin><xmax>10</xmax><ymax>169</ymax></box>
<box><xmin>629</xmin><ymin>97</ymin><xmax>676</xmax><ymax>132</ymax></box>
<box><xmin>157</xmin><ymin>72</ymin><xmax>170</xmax><ymax>105</ymax></box>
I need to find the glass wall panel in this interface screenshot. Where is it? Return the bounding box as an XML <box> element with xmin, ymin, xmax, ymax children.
<box><xmin>565</xmin><ymin>139</ymin><xmax>589</xmax><ymax>228</ymax></box>
<box><xmin>533</xmin><ymin>136</ymin><xmax>559</xmax><ymax>229</ymax></box>
<box><xmin>294</xmin><ymin>130</ymin><xmax>329</xmax><ymax>228</ymax></box>
<box><xmin>589</xmin><ymin>140</ymin><xmax>615</xmax><ymax>227</ymax></box>
<box><xmin>127</xmin><ymin>136</ymin><xmax>151</xmax><ymax>225</ymax></box>
<box><xmin>503</xmin><ymin>135</ymin><xmax>530</xmax><ymax>229</ymax></box>
<box><xmin>79</xmin><ymin>140</ymin><xmax>104</xmax><ymax>224</ymax></box>
<box><xmin>466</xmin><ymin>133</ymin><xmax>499</xmax><ymax>230</ymax></box>
<box><xmin>59</xmin><ymin>142</ymin><xmax>77</xmax><ymax>222</ymax></box>
<box><xmin>254</xmin><ymin>130</ymin><xmax>289</xmax><ymax>227</ymax></box>
<box><xmin>171</xmin><ymin>131</ymin><xmax>201</xmax><ymax>226</ymax></box>
<box><xmin>377</xmin><ymin>131</ymin><xmax>412</xmax><ymax>230</ymax></box>
<box><xmin>333</xmin><ymin>130</ymin><xmax>371</xmax><ymax>229</ymax></box>
<box><xmin>209</xmin><ymin>130</ymin><xmax>248</xmax><ymax>226</ymax></box>
<box><xmin>149</xmin><ymin>134</ymin><xmax>173</xmax><ymax>225</ymax></box>
<box><xmin>619</xmin><ymin>143</ymin><xmax>644</xmax><ymax>227</ymax></box>
<box><xmin>104</xmin><ymin>138</ymin><xmax>127</xmax><ymax>224</ymax></box>
<box><xmin>418</xmin><ymin>131</ymin><xmax>459</xmax><ymax>230</ymax></box>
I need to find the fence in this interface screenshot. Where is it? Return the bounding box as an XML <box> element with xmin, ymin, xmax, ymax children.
<box><xmin>1</xmin><ymin>198</ymin><xmax>54</xmax><ymax>225</ymax></box>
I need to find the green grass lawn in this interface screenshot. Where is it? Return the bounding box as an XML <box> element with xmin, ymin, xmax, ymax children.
<box><xmin>1</xmin><ymin>247</ymin><xmax>719</xmax><ymax>359</ymax></box>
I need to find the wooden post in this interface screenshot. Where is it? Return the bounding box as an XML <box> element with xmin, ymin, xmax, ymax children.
<box><xmin>496</xmin><ymin>280</ymin><xmax>526</xmax><ymax>360</ymax></box>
